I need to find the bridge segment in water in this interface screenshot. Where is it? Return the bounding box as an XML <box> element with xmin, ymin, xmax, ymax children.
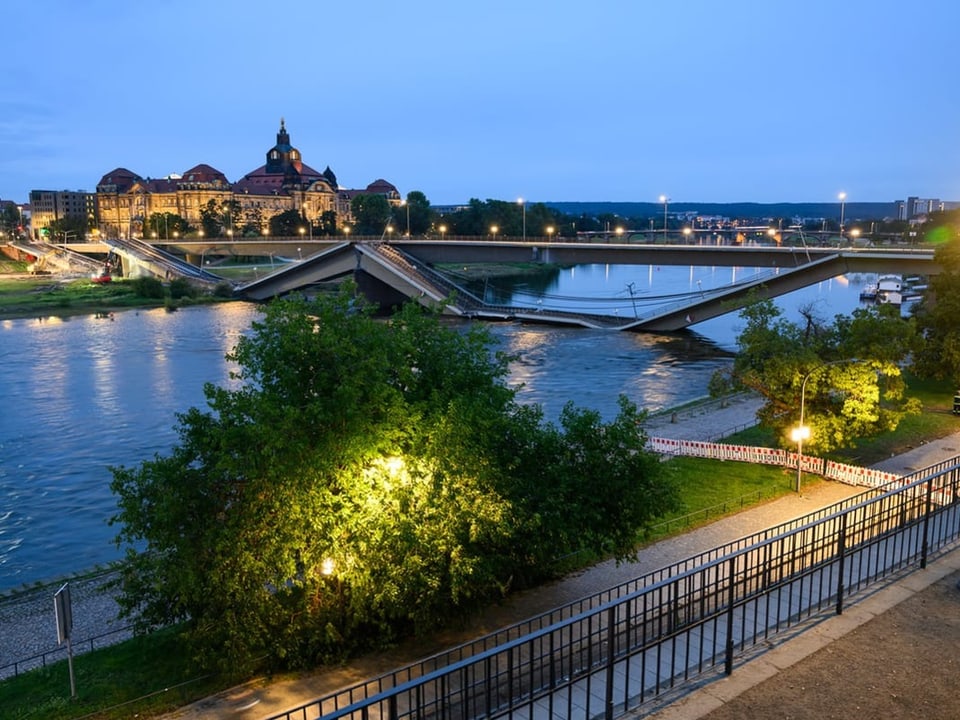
<box><xmin>234</xmin><ymin>241</ymin><xmax>937</xmax><ymax>332</ymax></box>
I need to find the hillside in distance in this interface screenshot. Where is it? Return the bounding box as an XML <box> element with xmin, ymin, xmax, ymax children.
<box><xmin>543</xmin><ymin>201</ymin><xmax>898</xmax><ymax>221</ymax></box>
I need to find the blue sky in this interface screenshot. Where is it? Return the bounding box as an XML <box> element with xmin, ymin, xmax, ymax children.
<box><xmin>2</xmin><ymin>1</ymin><xmax>957</xmax><ymax>206</ymax></box>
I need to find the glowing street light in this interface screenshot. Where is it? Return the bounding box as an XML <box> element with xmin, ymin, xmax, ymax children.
<box><xmin>545</xmin><ymin>225</ymin><xmax>555</xmax><ymax>241</ymax></box>
<box><xmin>439</xmin><ymin>224</ymin><xmax>447</xmax><ymax>240</ymax></box>
<box><xmin>517</xmin><ymin>198</ymin><xmax>526</xmax><ymax>241</ymax></box>
<box><xmin>838</xmin><ymin>191</ymin><xmax>847</xmax><ymax>244</ymax></box>
<box><xmin>791</xmin><ymin>359</ymin><xmax>862</xmax><ymax>493</ymax></box>
<box><xmin>401</xmin><ymin>199</ymin><xmax>410</xmax><ymax>237</ymax></box>
<box><xmin>490</xmin><ymin>224</ymin><xmax>498</xmax><ymax>240</ymax></box>
<box><xmin>615</xmin><ymin>226</ymin><xmax>624</xmax><ymax>241</ymax></box>
<box><xmin>299</xmin><ymin>227</ymin><xmax>306</xmax><ymax>242</ymax></box>
<box><xmin>683</xmin><ymin>227</ymin><xmax>692</xmax><ymax>243</ymax></box>
<box><xmin>659</xmin><ymin>194</ymin><xmax>669</xmax><ymax>242</ymax></box>
<box><xmin>343</xmin><ymin>225</ymin><xmax>351</xmax><ymax>239</ymax></box>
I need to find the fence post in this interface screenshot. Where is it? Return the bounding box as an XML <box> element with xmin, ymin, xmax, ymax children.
<box><xmin>605</xmin><ymin>606</ymin><xmax>616</xmax><ymax>720</ymax></box>
<box><xmin>835</xmin><ymin>512</ymin><xmax>848</xmax><ymax>615</ymax></box>
<box><xmin>921</xmin><ymin>478</ymin><xmax>934</xmax><ymax>569</ymax></box>
<box><xmin>724</xmin><ymin>556</ymin><xmax>736</xmax><ymax>675</ymax></box>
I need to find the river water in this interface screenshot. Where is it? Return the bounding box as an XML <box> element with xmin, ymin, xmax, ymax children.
<box><xmin>0</xmin><ymin>263</ymin><xmax>881</xmax><ymax>592</ymax></box>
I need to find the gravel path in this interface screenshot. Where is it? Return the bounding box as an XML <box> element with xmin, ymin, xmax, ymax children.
<box><xmin>0</xmin><ymin>570</ymin><xmax>131</xmax><ymax>679</ymax></box>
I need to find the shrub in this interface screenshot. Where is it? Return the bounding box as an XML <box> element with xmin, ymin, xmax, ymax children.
<box><xmin>131</xmin><ymin>276</ymin><xmax>166</xmax><ymax>299</ymax></box>
<box><xmin>169</xmin><ymin>278</ymin><xmax>198</xmax><ymax>299</ymax></box>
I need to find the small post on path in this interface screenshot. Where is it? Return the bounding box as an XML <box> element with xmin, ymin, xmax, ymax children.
<box><xmin>54</xmin><ymin>582</ymin><xmax>77</xmax><ymax>698</ymax></box>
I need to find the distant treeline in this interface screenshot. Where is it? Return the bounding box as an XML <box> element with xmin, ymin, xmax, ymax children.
<box><xmin>543</xmin><ymin>201</ymin><xmax>898</xmax><ymax>221</ymax></box>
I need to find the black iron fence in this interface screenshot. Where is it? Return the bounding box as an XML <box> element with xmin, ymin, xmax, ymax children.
<box><xmin>267</xmin><ymin>458</ymin><xmax>960</xmax><ymax>720</ymax></box>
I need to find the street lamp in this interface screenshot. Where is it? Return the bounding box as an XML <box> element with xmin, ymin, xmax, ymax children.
<box><xmin>402</xmin><ymin>199</ymin><xmax>410</xmax><ymax>237</ymax></box>
<box><xmin>517</xmin><ymin>198</ymin><xmax>526</xmax><ymax>241</ymax></box>
<box><xmin>791</xmin><ymin>359</ymin><xmax>862</xmax><ymax>493</ymax></box>
<box><xmin>299</xmin><ymin>227</ymin><xmax>306</xmax><ymax>243</ymax></box>
<box><xmin>297</xmin><ymin>246</ymin><xmax>302</xmax><ymax>260</ymax></box>
<box><xmin>546</xmin><ymin>225</ymin><xmax>555</xmax><ymax>241</ymax></box>
<box><xmin>683</xmin><ymin>227</ymin><xmax>692</xmax><ymax>244</ymax></box>
<box><xmin>490</xmin><ymin>224</ymin><xmax>498</xmax><ymax>240</ymax></box>
<box><xmin>838</xmin><ymin>191</ymin><xmax>847</xmax><ymax>245</ymax></box>
<box><xmin>659</xmin><ymin>195</ymin><xmax>669</xmax><ymax>242</ymax></box>
<box><xmin>344</xmin><ymin>225</ymin><xmax>351</xmax><ymax>240</ymax></box>
<box><xmin>439</xmin><ymin>224</ymin><xmax>447</xmax><ymax>240</ymax></box>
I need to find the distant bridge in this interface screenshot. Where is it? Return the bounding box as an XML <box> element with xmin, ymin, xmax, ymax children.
<box><xmin>234</xmin><ymin>240</ymin><xmax>938</xmax><ymax>332</ymax></box>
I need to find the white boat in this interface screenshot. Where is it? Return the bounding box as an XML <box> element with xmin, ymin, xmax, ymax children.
<box><xmin>876</xmin><ymin>275</ymin><xmax>903</xmax><ymax>305</ymax></box>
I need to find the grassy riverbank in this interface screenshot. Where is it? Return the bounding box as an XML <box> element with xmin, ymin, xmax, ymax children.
<box><xmin>0</xmin><ymin>274</ymin><xmax>235</xmax><ymax>319</ymax></box>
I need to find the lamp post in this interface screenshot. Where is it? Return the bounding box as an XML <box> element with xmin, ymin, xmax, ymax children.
<box><xmin>490</xmin><ymin>224</ymin><xmax>498</xmax><ymax>240</ymax></box>
<box><xmin>517</xmin><ymin>198</ymin><xmax>526</xmax><ymax>241</ymax></box>
<box><xmin>659</xmin><ymin>195</ymin><xmax>669</xmax><ymax>242</ymax></box>
<box><xmin>838</xmin><ymin>191</ymin><xmax>847</xmax><ymax>245</ymax></box>
<box><xmin>791</xmin><ymin>359</ymin><xmax>862</xmax><ymax>493</ymax></box>
<box><xmin>546</xmin><ymin>225</ymin><xmax>555</xmax><ymax>242</ymax></box>
<box><xmin>402</xmin><ymin>199</ymin><xmax>410</xmax><ymax>237</ymax></box>
<box><xmin>439</xmin><ymin>224</ymin><xmax>447</xmax><ymax>240</ymax></box>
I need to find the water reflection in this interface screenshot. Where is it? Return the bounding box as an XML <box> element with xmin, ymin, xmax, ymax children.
<box><xmin>0</xmin><ymin>265</ymin><xmax>881</xmax><ymax>590</ymax></box>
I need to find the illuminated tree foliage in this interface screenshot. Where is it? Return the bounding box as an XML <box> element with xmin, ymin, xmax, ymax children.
<box><xmin>714</xmin><ymin>298</ymin><xmax>920</xmax><ymax>453</ymax></box>
<box><xmin>912</xmin><ymin>237</ymin><xmax>960</xmax><ymax>385</ymax></box>
<box><xmin>110</xmin><ymin>287</ymin><xmax>675</xmax><ymax>674</ymax></box>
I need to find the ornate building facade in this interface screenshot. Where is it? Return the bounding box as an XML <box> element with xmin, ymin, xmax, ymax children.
<box><xmin>94</xmin><ymin>120</ymin><xmax>399</xmax><ymax>239</ymax></box>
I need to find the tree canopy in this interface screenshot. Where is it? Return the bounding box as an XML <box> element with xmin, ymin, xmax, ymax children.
<box><xmin>110</xmin><ymin>287</ymin><xmax>676</xmax><ymax>674</ymax></box>
<box><xmin>713</xmin><ymin>298</ymin><xmax>920</xmax><ymax>453</ymax></box>
<box><xmin>911</xmin><ymin>235</ymin><xmax>960</xmax><ymax>386</ymax></box>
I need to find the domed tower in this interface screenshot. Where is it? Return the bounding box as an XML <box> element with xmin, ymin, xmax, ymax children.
<box><xmin>264</xmin><ymin>117</ymin><xmax>304</xmax><ymax>175</ymax></box>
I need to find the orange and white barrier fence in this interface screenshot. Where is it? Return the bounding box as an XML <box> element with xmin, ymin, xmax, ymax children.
<box><xmin>650</xmin><ymin>436</ymin><xmax>917</xmax><ymax>491</ymax></box>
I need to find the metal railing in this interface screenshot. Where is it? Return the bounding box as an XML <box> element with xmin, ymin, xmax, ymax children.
<box><xmin>0</xmin><ymin>623</ymin><xmax>134</xmax><ymax>680</ymax></box>
<box><xmin>266</xmin><ymin>458</ymin><xmax>960</xmax><ymax>720</ymax></box>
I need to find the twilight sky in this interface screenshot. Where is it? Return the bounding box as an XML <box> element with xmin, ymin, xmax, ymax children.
<box><xmin>2</xmin><ymin>0</ymin><xmax>957</xmax><ymax>206</ymax></box>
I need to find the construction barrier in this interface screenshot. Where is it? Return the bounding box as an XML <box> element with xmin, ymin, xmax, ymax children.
<box><xmin>649</xmin><ymin>436</ymin><xmax>918</xmax><ymax>491</ymax></box>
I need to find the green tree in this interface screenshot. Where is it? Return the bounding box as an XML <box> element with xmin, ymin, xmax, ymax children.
<box><xmin>145</xmin><ymin>212</ymin><xmax>189</xmax><ymax>240</ymax></box>
<box><xmin>199</xmin><ymin>199</ymin><xmax>223</xmax><ymax>238</ymax></box>
<box><xmin>350</xmin><ymin>193</ymin><xmax>392</xmax><ymax>235</ymax></box>
<box><xmin>715</xmin><ymin>298</ymin><xmax>920</xmax><ymax>453</ymax></box>
<box><xmin>269</xmin><ymin>209</ymin><xmax>304</xmax><ymax>237</ymax></box>
<box><xmin>395</xmin><ymin>190</ymin><xmax>432</xmax><ymax>236</ymax></box>
<box><xmin>109</xmin><ymin>288</ymin><xmax>675</xmax><ymax>674</ymax></box>
<box><xmin>912</xmin><ymin>236</ymin><xmax>960</xmax><ymax>385</ymax></box>
<box><xmin>318</xmin><ymin>210</ymin><xmax>338</xmax><ymax>236</ymax></box>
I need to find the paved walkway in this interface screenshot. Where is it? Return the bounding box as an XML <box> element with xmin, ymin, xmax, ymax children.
<box><xmin>159</xmin><ymin>397</ymin><xmax>960</xmax><ymax>719</ymax></box>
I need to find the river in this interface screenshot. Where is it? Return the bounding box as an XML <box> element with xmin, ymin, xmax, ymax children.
<box><xmin>0</xmin><ymin>263</ymin><xmax>881</xmax><ymax>592</ymax></box>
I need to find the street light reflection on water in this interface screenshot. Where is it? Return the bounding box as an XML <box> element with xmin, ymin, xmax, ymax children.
<box><xmin>0</xmin><ymin>264</ymin><xmax>881</xmax><ymax>589</ymax></box>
